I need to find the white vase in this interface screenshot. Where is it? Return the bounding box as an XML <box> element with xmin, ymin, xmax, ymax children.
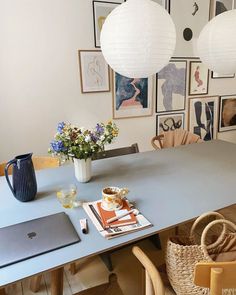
<box><xmin>73</xmin><ymin>158</ymin><xmax>92</xmax><ymax>183</ymax></box>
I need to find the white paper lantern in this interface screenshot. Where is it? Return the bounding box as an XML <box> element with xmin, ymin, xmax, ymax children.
<box><xmin>100</xmin><ymin>0</ymin><xmax>176</xmax><ymax>78</ymax></box>
<box><xmin>198</xmin><ymin>9</ymin><xmax>236</xmax><ymax>75</ymax></box>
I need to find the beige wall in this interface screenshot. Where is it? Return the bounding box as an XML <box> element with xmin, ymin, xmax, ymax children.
<box><xmin>0</xmin><ymin>0</ymin><xmax>236</xmax><ymax>162</ymax></box>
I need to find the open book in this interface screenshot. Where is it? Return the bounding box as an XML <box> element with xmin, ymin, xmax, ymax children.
<box><xmin>83</xmin><ymin>199</ymin><xmax>152</xmax><ymax>239</ymax></box>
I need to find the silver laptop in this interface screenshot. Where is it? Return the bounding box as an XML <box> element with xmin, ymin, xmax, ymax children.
<box><xmin>0</xmin><ymin>212</ymin><xmax>80</xmax><ymax>268</ymax></box>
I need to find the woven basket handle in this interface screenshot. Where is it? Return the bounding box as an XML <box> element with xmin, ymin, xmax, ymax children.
<box><xmin>201</xmin><ymin>219</ymin><xmax>236</xmax><ymax>259</ymax></box>
<box><xmin>190</xmin><ymin>211</ymin><xmax>226</xmax><ymax>249</ymax></box>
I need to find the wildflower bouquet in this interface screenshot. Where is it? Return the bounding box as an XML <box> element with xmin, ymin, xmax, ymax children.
<box><xmin>49</xmin><ymin>121</ymin><xmax>119</xmax><ymax>160</ymax></box>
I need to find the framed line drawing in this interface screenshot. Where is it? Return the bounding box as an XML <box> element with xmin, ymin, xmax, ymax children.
<box><xmin>78</xmin><ymin>50</ymin><xmax>110</xmax><ymax>93</ymax></box>
<box><xmin>170</xmin><ymin>0</ymin><xmax>210</xmax><ymax>58</ymax></box>
<box><xmin>210</xmin><ymin>0</ymin><xmax>235</xmax><ymax>19</ymax></box>
<box><xmin>112</xmin><ymin>72</ymin><xmax>153</xmax><ymax>119</ymax></box>
<box><xmin>219</xmin><ymin>95</ymin><xmax>236</xmax><ymax>132</ymax></box>
<box><xmin>93</xmin><ymin>1</ymin><xmax>121</xmax><ymax>48</ymax></box>
<box><xmin>156</xmin><ymin>60</ymin><xmax>187</xmax><ymax>113</ymax></box>
<box><xmin>156</xmin><ymin>112</ymin><xmax>185</xmax><ymax>135</ymax></box>
<box><xmin>189</xmin><ymin>96</ymin><xmax>219</xmax><ymax>141</ymax></box>
<box><xmin>211</xmin><ymin>71</ymin><xmax>235</xmax><ymax>79</ymax></box>
<box><xmin>189</xmin><ymin>61</ymin><xmax>209</xmax><ymax>96</ymax></box>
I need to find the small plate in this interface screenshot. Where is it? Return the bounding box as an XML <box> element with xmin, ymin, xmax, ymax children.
<box><xmin>101</xmin><ymin>202</ymin><xmax>123</xmax><ymax>211</ymax></box>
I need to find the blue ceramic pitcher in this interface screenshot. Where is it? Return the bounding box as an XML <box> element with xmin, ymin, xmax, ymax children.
<box><xmin>5</xmin><ymin>153</ymin><xmax>37</xmax><ymax>202</ymax></box>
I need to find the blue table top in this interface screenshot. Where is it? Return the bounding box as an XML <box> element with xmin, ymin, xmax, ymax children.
<box><xmin>0</xmin><ymin>140</ymin><xmax>236</xmax><ymax>286</ymax></box>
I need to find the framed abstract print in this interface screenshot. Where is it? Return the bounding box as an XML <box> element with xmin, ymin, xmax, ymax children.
<box><xmin>93</xmin><ymin>1</ymin><xmax>121</xmax><ymax>48</ymax></box>
<box><xmin>189</xmin><ymin>61</ymin><xmax>209</xmax><ymax>96</ymax></box>
<box><xmin>156</xmin><ymin>112</ymin><xmax>185</xmax><ymax>135</ymax></box>
<box><xmin>156</xmin><ymin>60</ymin><xmax>187</xmax><ymax>113</ymax></box>
<box><xmin>170</xmin><ymin>0</ymin><xmax>210</xmax><ymax>57</ymax></box>
<box><xmin>219</xmin><ymin>95</ymin><xmax>236</xmax><ymax>132</ymax></box>
<box><xmin>78</xmin><ymin>50</ymin><xmax>110</xmax><ymax>93</ymax></box>
<box><xmin>112</xmin><ymin>72</ymin><xmax>153</xmax><ymax>119</ymax></box>
<box><xmin>189</xmin><ymin>96</ymin><xmax>219</xmax><ymax>141</ymax></box>
<box><xmin>210</xmin><ymin>0</ymin><xmax>235</xmax><ymax>19</ymax></box>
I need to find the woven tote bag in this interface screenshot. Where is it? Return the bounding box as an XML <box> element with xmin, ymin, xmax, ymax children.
<box><xmin>166</xmin><ymin>211</ymin><xmax>236</xmax><ymax>295</ymax></box>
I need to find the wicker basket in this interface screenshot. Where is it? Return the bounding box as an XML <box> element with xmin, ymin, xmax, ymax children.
<box><xmin>166</xmin><ymin>212</ymin><xmax>236</xmax><ymax>295</ymax></box>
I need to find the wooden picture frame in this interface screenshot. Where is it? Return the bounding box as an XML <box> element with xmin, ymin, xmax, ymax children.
<box><xmin>156</xmin><ymin>60</ymin><xmax>187</xmax><ymax>113</ymax></box>
<box><xmin>211</xmin><ymin>71</ymin><xmax>235</xmax><ymax>79</ymax></box>
<box><xmin>189</xmin><ymin>96</ymin><xmax>219</xmax><ymax>141</ymax></box>
<box><xmin>189</xmin><ymin>61</ymin><xmax>209</xmax><ymax>96</ymax></box>
<box><xmin>156</xmin><ymin>112</ymin><xmax>185</xmax><ymax>135</ymax></box>
<box><xmin>92</xmin><ymin>1</ymin><xmax>121</xmax><ymax>48</ymax></box>
<box><xmin>78</xmin><ymin>50</ymin><xmax>110</xmax><ymax>93</ymax></box>
<box><xmin>112</xmin><ymin>72</ymin><xmax>153</xmax><ymax>119</ymax></box>
<box><xmin>219</xmin><ymin>95</ymin><xmax>236</xmax><ymax>132</ymax></box>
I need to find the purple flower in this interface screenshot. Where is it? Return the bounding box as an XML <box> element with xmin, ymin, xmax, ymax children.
<box><xmin>50</xmin><ymin>140</ymin><xmax>65</xmax><ymax>152</ymax></box>
<box><xmin>96</xmin><ymin>124</ymin><xmax>104</xmax><ymax>135</ymax></box>
<box><xmin>57</xmin><ymin>122</ymin><xmax>65</xmax><ymax>134</ymax></box>
<box><xmin>91</xmin><ymin>133</ymin><xmax>98</xmax><ymax>142</ymax></box>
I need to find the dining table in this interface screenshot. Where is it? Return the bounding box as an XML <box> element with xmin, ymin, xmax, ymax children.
<box><xmin>0</xmin><ymin>139</ymin><xmax>236</xmax><ymax>295</ymax></box>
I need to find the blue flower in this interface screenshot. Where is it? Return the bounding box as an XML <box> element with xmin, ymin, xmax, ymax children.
<box><xmin>91</xmin><ymin>133</ymin><xmax>98</xmax><ymax>142</ymax></box>
<box><xmin>96</xmin><ymin>124</ymin><xmax>104</xmax><ymax>135</ymax></box>
<box><xmin>50</xmin><ymin>140</ymin><xmax>65</xmax><ymax>152</ymax></box>
<box><xmin>57</xmin><ymin>122</ymin><xmax>65</xmax><ymax>134</ymax></box>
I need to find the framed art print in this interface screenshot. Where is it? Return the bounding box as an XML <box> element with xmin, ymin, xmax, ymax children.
<box><xmin>210</xmin><ymin>0</ymin><xmax>235</xmax><ymax>19</ymax></box>
<box><xmin>170</xmin><ymin>0</ymin><xmax>210</xmax><ymax>57</ymax></box>
<box><xmin>219</xmin><ymin>95</ymin><xmax>236</xmax><ymax>132</ymax></box>
<box><xmin>189</xmin><ymin>61</ymin><xmax>209</xmax><ymax>96</ymax></box>
<box><xmin>113</xmin><ymin>72</ymin><xmax>153</xmax><ymax>119</ymax></box>
<box><xmin>93</xmin><ymin>1</ymin><xmax>121</xmax><ymax>48</ymax></box>
<box><xmin>78</xmin><ymin>50</ymin><xmax>110</xmax><ymax>93</ymax></box>
<box><xmin>211</xmin><ymin>71</ymin><xmax>235</xmax><ymax>79</ymax></box>
<box><xmin>156</xmin><ymin>112</ymin><xmax>185</xmax><ymax>135</ymax></box>
<box><xmin>156</xmin><ymin>60</ymin><xmax>187</xmax><ymax>113</ymax></box>
<box><xmin>189</xmin><ymin>96</ymin><xmax>219</xmax><ymax>141</ymax></box>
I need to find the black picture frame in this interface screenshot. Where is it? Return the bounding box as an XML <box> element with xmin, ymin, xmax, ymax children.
<box><xmin>156</xmin><ymin>112</ymin><xmax>185</xmax><ymax>135</ymax></box>
<box><xmin>219</xmin><ymin>95</ymin><xmax>236</xmax><ymax>132</ymax></box>
<box><xmin>92</xmin><ymin>1</ymin><xmax>121</xmax><ymax>48</ymax></box>
<box><xmin>211</xmin><ymin>71</ymin><xmax>235</xmax><ymax>79</ymax></box>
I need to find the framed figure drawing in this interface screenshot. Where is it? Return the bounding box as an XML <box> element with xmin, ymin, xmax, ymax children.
<box><xmin>78</xmin><ymin>50</ymin><xmax>110</xmax><ymax>93</ymax></box>
<box><xmin>170</xmin><ymin>0</ymin><xmax>210</xmax><ymax>57</ymax></box>
<box><xmin>189</xmin><ymin>96</ymin><xmax>219</xmax><ymax>141</ymax></box>
<box><xmin>156</xmin><ymin>113</ymin><xmax>185</xmax><ymax>135</ymax></box>
<box><xmin>219</xmin><ymin>95</ymin><xmax>236</xmax><ymax>132</ymax></box>
<box><xmin>113</xmin><ymin>72</ymin><xmax>153</xmax><ymax>119</ymax></box>
<box><xmin>93</xmin><ymin>1</ymin><xmax>121</xmax><ymax>48</ymax></box>
<box><xmin>156</xmin><ymin>60</ymin><xmax>187</xmax><ymax>113</ymax></box>
<box><xmin>189</xmin><ymin>61</ymin><xmax>209</xmax><ymax>96</ymax></box>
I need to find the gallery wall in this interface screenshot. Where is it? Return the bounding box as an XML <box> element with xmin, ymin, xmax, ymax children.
<box><xmin>0</xmin><ymin>0</ymin><xmax>236</xmax><ymax>162</ymax></box>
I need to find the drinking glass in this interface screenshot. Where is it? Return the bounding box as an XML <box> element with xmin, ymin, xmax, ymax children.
<box><xmin>56</xmin><ymin>184</ymin><xmax>77</xmax><ymax>208</ymax></box>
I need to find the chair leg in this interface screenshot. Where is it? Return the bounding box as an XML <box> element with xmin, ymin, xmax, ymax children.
<box><xmin>51</xmin><ymin>267</ymin><xmax>64</xmax><ymax>295</ymax></box>
<box><xmin>0</xmin><ymin>289</ymin><xmax>6</xmax><ymax>295</ymax></box>
<box><xmin>30</xmin><ymin>275</ymin><xmax>42</xmax><ymax>292</ymax></box>
<box><xmin>100</xmin><ymin>253</ymin><xmax>113</xmax><ymax>271</ymax></box>
<box><xmin>70</xmin><ymin>262</ymin><xmax>77</xmax><ymax>275</ymax></box>
<box><xmin>149</xmin><ymin>234</ymin><xmax>162</xmax><ymax>250</ymax></box>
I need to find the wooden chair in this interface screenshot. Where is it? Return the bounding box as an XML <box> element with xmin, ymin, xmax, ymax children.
<box><xmin>132</xmin><ymin>246</ymin><xmax>175</xmax><ymax>295</ymax></box>
<box><xmin>0</xmin><ymin>156</ymin><xmax>59</xmax><ymax>176</ymax></box>
<box><xmin>194</xmin><ymin>261</ymin><xmax>236</xmax><ymax>295</ymax></box>
<box><xmin>151</xmin><ymin>129</ymin><xmax>202</xmax><ymax>150</ymax></box>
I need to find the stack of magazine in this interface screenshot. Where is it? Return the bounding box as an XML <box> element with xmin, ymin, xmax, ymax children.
<box><xmin>83</xmin><ymin>199</ymin><xmax>152</xmax><ymax>239</ymax></box>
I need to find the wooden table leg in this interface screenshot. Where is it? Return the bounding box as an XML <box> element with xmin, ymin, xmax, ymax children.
<box><xmin>30</xmin><ymin>275</ymin><xmax>42</xmax><ymax>292</ymax></box>
<box><xmin>51</xmin><ymin>267</ymin><xmax>64</xmax><ymax>295</ymax></box>
<box><xmin>0</xmin><ymin>289</ymin><xmax>6</xmax><ymax>295</ymax></box>
<box><xmin>70</xmin><ymin>262</ymin><xmax>77</xmax><ymax>275</ymax></box>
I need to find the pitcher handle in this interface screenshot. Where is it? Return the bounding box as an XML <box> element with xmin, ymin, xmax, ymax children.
<box><xmin>5</xmin><ymin>159</ymin><xmax>16</xmax><ymax>195</ymax></box>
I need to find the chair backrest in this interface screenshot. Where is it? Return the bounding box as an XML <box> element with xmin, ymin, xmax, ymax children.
<box><xmin>151</xmin><ymin>129</ymin><xmax>202</xmax><ymax>150</ymax></box>
<box><xmin>92</xmin><ymin>143</ymin><xmax>139</xmax><ymax>160</ymax></box>
<box><xmin>0</xmin><ymin>156</ymin><xmax>59</xmax><ymax>176</ymax></box>
<box><xmin>194</xmin><ymin>261</ymin><xmax>236</xmax><ymax>295</ymax></box>
<box><xmin>132</xmin><ymin>246</ymin><xmax>165</xmax><ymax>295</ymax></box>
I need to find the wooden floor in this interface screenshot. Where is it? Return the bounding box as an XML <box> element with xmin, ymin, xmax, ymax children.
<box><xmin>3</xmin><ymin>205</ymin><xmax>236</xmax><ymax>295</ymax></box>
